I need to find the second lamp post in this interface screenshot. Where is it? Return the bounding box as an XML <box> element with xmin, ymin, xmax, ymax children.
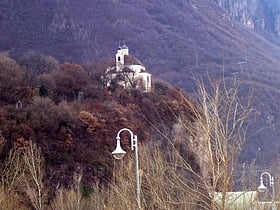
<box><xmin>258</xmin><ymin>171</ymin><xmax>277</xmax><ymax>210</ymax></box>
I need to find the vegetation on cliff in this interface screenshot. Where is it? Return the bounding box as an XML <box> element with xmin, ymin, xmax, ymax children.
<box><xmin>0</xmin><ymin>50</ymin><xmax>257</xmax><ymax>209</ymax></box>
<box><xmin>0</xmin><ymin>52</ymin><xmax>212</xmax><ymax>208</ymax></box>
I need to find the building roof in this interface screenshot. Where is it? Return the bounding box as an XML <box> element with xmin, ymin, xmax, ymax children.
<box><xmin>122</xmin><ymin>44</ymin><xmax>128</xmax><ymax>49</ymax></box>
<box><xmin>124</xmin><ymin>55</ymin><xmax>143</xmax><ymax>66</ymax></box>
<box><xmin>122</xmin><ymin>67</ymin><xmax>134</xmax><ymax>73</ymax></box>
<box><xmin>106</xmin><ymin>66</ymin><xmax>134</xmax><ymax>74</ymax></box>
<box><xmin>214</xmin><ymin>191</ymin><xmax>257</xmax><ymax>210</ymax></box>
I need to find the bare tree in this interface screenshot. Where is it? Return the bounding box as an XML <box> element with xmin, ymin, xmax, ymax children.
<box><xmin>23</xmin><ymin>141</ymin><xmax>45</xmax><ymax>210</ymax></box>
<box><xmin>190</xmin><ymin>76</ymin><xmax>253</xmax><ymax>209</ymax></box>
<box><xmin>0</xmin><ymin>138</ymin><xmax>25</xmax><ymax>191</ymax></box>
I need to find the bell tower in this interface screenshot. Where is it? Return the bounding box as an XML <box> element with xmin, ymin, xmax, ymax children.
<box><xmin>115</xmin><ymin>44</ymin><xmax>129</xmax><ymax>71</ymax></box>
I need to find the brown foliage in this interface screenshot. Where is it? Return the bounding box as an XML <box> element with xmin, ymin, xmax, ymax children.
<box><xmin>64</xmin><ymin>134</ymin><xmax>73</xmax><ymax>147</ymax></box>
<box><xmin>78</xmin><ymin>111</ymin><xmax>99</xmax><ymax>133</ymax></box>
<box><xmin>0</xmin><ymin>54</ymin><xmax>208</xmax><ymax>208</ymax></box>
<box><xmin>51</xmin><ymin>63</ymin><xmax>88</xmax><ymax>101</ymax></box>
<box><xmin>14</xmin><ymin>137</ymin><xmax>29</xmax><ymax>149</ymax></box>
<box><xmin>0</xmin><ymin>55</ymin><xmax>25</xmax><ymax>104</ymax></box>
<box><xmin>19</xmin><ymin>51</ymin><xmax>58</xmax><ymax>86</ymax></box>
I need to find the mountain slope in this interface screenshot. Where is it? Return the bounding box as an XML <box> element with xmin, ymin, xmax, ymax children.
<box><xmin>1</xmin><ymin>0</ymin><xmax>280</xmax><ymax>167</ymax></box>
<box><xmin>215</xmin><ymin>0</ymin><xmax>280</xmax><ymax>39</ymax></box>
<box><xmin>1</xmin><ymin>1</ymin><xmax>280</xmax><ymax>86</ymax></box>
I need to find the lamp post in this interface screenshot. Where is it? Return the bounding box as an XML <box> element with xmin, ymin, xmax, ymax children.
<box><xmin>258</xmin><ymin>171</ymin><xmax>277</xmax><ymax>210</ymax></box>
<box><xmin>111</xmin><ymin>128</ymin><xmax>141</xmax><ymax>209</ymax></box>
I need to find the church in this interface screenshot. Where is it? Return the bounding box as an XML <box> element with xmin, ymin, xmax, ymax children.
<box><xmin>105</xmin><ymin>45</ymin><xmax>152</xmax><ymax>92</ymax></box>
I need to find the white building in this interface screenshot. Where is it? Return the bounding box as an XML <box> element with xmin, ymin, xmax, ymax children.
<box><xmin>106</xmin><ymin>45</ymin><xmax>152</xmax><ymax>92</ymax></box>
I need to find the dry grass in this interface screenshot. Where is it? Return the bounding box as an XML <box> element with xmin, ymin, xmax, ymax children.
<box><xmin>48</xmin><ymin>143</ymin><xmax>210</xmax><ymax>210</ymax></box>
<box><xmin>0</xmin><ymin>127</ymin><xmax>272</xmax><ymax>210</ymax></box>
<box><xmin>0</xmin><ymin>186</ymin><xmax>30</xmax><ymax>210</ymax></box>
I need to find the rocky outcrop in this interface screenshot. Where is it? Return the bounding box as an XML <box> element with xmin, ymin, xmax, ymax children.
<box><xmin>215</xmin><ymin>0</ymin><xmax>280</xmax><ymax>37</ymax></box>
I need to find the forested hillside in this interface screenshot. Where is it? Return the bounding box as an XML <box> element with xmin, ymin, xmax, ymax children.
<box><xmin>0</xmin><ymin>53</ymin><xmax>210</xmax><ymax>207</ymax></box>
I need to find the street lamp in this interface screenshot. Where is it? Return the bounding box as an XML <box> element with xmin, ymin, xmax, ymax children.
<box><xmin>111</xmin><ymin>128</ymin><xmax>141</xmax><ymax>209</ymax></box>
<box><xmin>258</xmin><ymin>171</ymin><xmax>277</xmax><ymax>210</ymax></box>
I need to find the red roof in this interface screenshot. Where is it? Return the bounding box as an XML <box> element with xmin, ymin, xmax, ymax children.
<box><xmin>124</xmin><ymin>55</ymin><xmax>143</xmax><ymax>65</ymax></box>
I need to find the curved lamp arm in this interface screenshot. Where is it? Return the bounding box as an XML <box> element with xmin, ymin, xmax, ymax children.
<box><xmin>116</xmin><ymin>128</ymin><xmax>137</xmax><ymax>151</ymax></box>
<box><xmin>259</xmin><ymin>172</ymin><xmax>274</xmax><ymax>188</ymax></box>
<box><xmin>258</xmin><ymin>171</ymin><xmax>276</xmax><ymax>208</ymax></box>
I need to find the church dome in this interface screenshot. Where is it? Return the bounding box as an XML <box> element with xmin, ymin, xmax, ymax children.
<box><xmin>124</xmin><ymin>55</ymin><xmax>143</xmax><ymax>66</ymax></box>
<box><xmin>122</xmin><ymin>44</ymin><xmax>128</xmax><ymax>49</ymax></box>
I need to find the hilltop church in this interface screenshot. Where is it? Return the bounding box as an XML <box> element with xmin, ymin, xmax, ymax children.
<box><xmin>105</xmin><ymin>45</ymin><xmax>152</xmax><ymax>92</ymax></box>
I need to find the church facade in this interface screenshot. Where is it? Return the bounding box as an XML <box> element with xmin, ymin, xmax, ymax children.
<box><xmin>105</xmin><ymin>45</ymin><xmax>152</xmax><ymax>92</ymax></box>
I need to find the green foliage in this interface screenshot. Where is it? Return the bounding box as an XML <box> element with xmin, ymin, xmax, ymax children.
<box><xmin>80</xmin><ymin>184</ymin><xmax>93</xmax><ymax>198</ymax></box>
<box><xmin>39</xmin><ymin>86</ymin><xmax>48</xmax><ymax>97</ymax></box>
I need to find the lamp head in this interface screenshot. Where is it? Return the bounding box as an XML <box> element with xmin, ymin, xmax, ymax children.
<box><xmin>112</xmin><ymin>138</ymin><xmax>126</xmax><ymax>160</ymax></box>
<box><xmin>258</xmin><ymin>182</ymin><xmax>268</xmax><ymax>193</ymax></box>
